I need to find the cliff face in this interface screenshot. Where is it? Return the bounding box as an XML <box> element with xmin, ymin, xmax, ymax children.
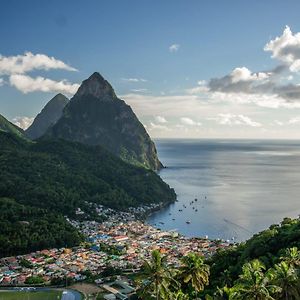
<box><xmin>26</xmin><ymin>93</ymin><xmax>69</xmax><ymax>139</ymax></box>
<box><xmin>46</xmin><ymin>72</ymin><xmax>163</xmax><ymax>170</ymax></box>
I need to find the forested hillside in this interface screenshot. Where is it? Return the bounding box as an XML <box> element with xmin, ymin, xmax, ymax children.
<box><xmin>0</xmin><ymin>131</ymin><xmax>176</xmax><ymax>257</ymax></box>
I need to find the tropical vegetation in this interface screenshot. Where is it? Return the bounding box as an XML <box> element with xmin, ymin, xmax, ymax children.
<box><xmin>0</xmin><ymin>131</ymin><xmax>176</xmax><ymax>257</ymax></box>
<box><xmin>137</xmin><ymin>242</ymin><xmax>300</xmax><ymax>299</ymax></box>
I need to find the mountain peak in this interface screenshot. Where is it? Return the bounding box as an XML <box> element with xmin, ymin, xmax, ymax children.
<box><xmin>26</xmin><ymin>94</ymin><xmax>69</xmax><ymax>140</ymax></box>
<box><xmin>89</xmin><ymin>72</ymin><xmax>105</xmax><ymax>81</ymax></box>
<box><xmin>75</xmin><ymin>72</ymin><xmax>117</xmax><ymax>101</ymax></box>
<box><xmin>47</xmin><ymin>73</ymin><xmax>163</xmax><ymax>170</ymax></box>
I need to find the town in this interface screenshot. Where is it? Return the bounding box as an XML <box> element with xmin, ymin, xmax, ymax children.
<box><xmin>0</xmin><ymin>204</ymin><xmax>232</xmax><ymax>298</ymax></box>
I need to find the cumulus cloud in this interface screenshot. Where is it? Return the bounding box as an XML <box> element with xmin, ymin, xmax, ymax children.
<box><xmin>148</xmin><ymin>122</ymin><xmax>170</xmax><ymax>131</ymax></box>
<box><xmin>208</xmin><ymin>66</ymin><xmax>272</xmax><ymax>94</ymax></box>
<box><xmin>180</xmin><ymin>117</ymin><xmax>202</xmax><ymax>126</ymax></box>
<box><xmin>0</xmin><ymin>52</ymin><xmax>79</xmax><ymax>94</ymax></box>
<box><xmin>9</xmin><ymin>74</ymin><xmax>80</xmax><ymax>94</ymax></box>
<box><xmin>186</xmin><ymin>27</ymin><xmax>300</xmax><ymax>108</ymax></box>
<box><xmin>211</xmin><ymin>113</ymin><xmax>261</xmax><ymax>127</ymax></box>
<box><xmin>186</xmin><ymin>80</ymin><xmax>209</xmax><ymax>94</ymax></box>
<box><xmin>264</xmin><ymin>26</ymin><xmax>300</xmax><ymax>72</ymax></box>
<box><xmin>12</xmin><ymin>116</ymin><xmax>34</xmax><ymax>129</ymax></box>
<box><xmin>121</xmin><ymin>78</ymin><xmax>147</xmax><ymax>82</ymax></box>
<box><xmin>155</xmin><ymin>116</ymin><xmax>167</xmax><ymax>123</ymax></box>
<box><xmin>0</xmin><ymin>52</ymin><xmax>77</xmax><ymax>75</ymax></box>
<box><xmin>169</xmin><ymin>44</ymin><xmax>180</xmax><ymax>53</ymax></box>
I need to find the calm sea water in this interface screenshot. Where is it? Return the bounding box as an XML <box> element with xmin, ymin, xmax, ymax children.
<box><xmin>147</xmin><ymin>139</ymin><xmax>300</xmax><ymax>242</ymax></box>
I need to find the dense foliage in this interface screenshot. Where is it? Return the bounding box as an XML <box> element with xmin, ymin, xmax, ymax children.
<box><xmin>137</xmin><ymin>244</ymin><xmax>300</xmax><ymax>300</ymax></box>
<box><xmin>0</xmin><ymin>198</ymin><xmax>82</xmax><ymax>257</ymax></box>
<box><xmin>137</xmin><ymin>250</ymin><xmax>210</xmax><ymax>300</ymax></box>
<box><xmin>208</xmin><ymin>217</ymin><xmax>300</xmax><ymax>290</ymax></box>
<box><xmin>0</xmin><ymin>131</ymin><xmax>175</xmax><ymax>257</ymax></box>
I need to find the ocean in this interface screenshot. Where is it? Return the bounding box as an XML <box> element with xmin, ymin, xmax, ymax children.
<box><xmin>147</xmin><ymin>139</ymin><xmax>300</xmax><ymax>242</ymax></box>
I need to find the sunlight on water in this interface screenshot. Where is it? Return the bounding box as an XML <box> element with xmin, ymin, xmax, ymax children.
<box><xmin>147</xmin><ymin>139</ymin><xmax>300</xmax><ymax>242</ymax></box>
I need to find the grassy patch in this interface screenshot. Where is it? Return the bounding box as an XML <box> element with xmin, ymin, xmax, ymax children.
<box><xmin>0</xmin><ymin>290</ymin><xmax>62</xmax><ymax>300</ymax></box>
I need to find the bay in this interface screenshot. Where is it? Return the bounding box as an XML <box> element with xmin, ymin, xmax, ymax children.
<box><xmin>147</xmin><ymin>139</ymin><xmax>300</xmax><ymax>242</ymax></box>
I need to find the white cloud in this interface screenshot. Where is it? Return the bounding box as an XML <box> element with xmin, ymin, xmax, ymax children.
<box><xmin>0</xmin><ymin>52</ymin><xmax>79</xmax><ymax>94</ymax></box>
<box><xmin>155</xmin><ymin>116</ymin><xmax>168</xmax><ymax>123</ymax></box>
<box><xmin>0</xmin><ymin>52</ymin><xmax>77</xmax><ymax>75</ymax></box>
<box><xmin>231</xmin><ymin>67</ymin><xmax>270</xmax><ymax>83</ymax></box>
<box><xmin>186</xmin><ymin>80</ymin><xmax>209</xmax><ymax>94</ymax></box>
<box><xmin>121</xmin><ymin>93</ymin><xmax>201</xmax><ymax>117</ymax></box>
<box><xmin>210</xmin><ymin>91</ymin><xmax>300</xmax><ymax>109</ymax></box>
<box><xmin>288</xmin><ymin>116</ymin><xmax>300</xmax><ymax>124</ymax></box>
<box><xmin>12</xmin><ymin>116</ymin><xmax>34</xmax><ymax>129</ymax></box>
<box><xmin>121</xmin><ymin>78</ymin><xmax>147</xmax><ymax>82</ymax></box>
<box><xmin>148</xmin><ymin>122</ymin><xmax>170</xmax><ymax>131</ymax></box>
<box><xmin>271</xmin><ymin>117</ymin><xmax>300</xmax><ymax>126</ymax></box>
<box><xmin>130</xmin><ymin>88</ymin><xmax>148</xmax><ymax>93</ymax></box>
<box><xmin>273</xmin><ymin>120</ymin><xmax>284</xmax><ymax>126</ymax></box>
<box><xmin>208</xmin><ymin>66</ymin><xmax>272</xmax><ymax>95</ymax></box>
<box><xmin>169</xmin><ymin>44</ymin><xmax>180</xmax><ymax>53</ymax></box>
<box><xmin>211</xmin><ymin>113</ymin><xmax>261</xmax><ymax>127</ymax></box>
<box><xmin>264</xmin><ymin>26</ymin><xmax>300</xmax><ymax>72</ymax></box>
<box><xmin>193</xmin><ymin>27</ymin><xmax>300</xmax><ymax>107</ymax></box>
<box><xmin>9</xmin><ymin>74</ymin><xmax>80</xmax><ymax>95</ymax></box>
<box><xmin>180</xmin><ymin>117</ymin><xmax>202</xmax><ymax>126</ymax></box>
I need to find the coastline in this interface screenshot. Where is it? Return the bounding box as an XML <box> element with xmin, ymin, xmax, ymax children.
<box><xmin>0</xmin><ymin>202</ymin><xmax>232</xmax><ymax>287</ymax></box>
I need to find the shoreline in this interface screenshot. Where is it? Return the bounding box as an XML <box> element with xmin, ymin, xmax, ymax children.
<box><xmin>0</xmin><ymin>204</ymin><xmax>233</xmax><ymax>287</ymax></box>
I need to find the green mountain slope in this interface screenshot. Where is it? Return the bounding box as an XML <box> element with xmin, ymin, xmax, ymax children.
<box><xmin>46</xmin><ymin>72</ymin><xmax>163</xmax><ymax>170</ymax></box>
<box><xmin>0</xmin><ymin>131</ymin><xmax>176</xmax><ymax>257</ymax></box>
<box><xmin>208</xmin><ymin>217</ymin><xmax>300</xmax><ymax>290</ymax></box>
<box><xmin>26</xmin><ymin>93</ymin><xmax>69</xmax><ymax>139</ymax></box>
<box><xmin>0</xmin><ymin>197</ymin><xmax>82</xmax><ymax>258</ymax></box>
<box><xmin>0</xmin><ymin>114</ymin><xmax>26</xmax><ymax>139</ymax></box>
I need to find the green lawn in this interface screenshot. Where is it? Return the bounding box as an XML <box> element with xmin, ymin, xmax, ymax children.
<box><xmin>0</xmin><ymin>290</ymin><xmax>62</xmax><ymax>300</ymax></box>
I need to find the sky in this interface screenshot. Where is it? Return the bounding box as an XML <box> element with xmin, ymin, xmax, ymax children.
<box><xmin>2</xmin><ymin>1</ymin><xmax>300</xmax><ymax>138</ymax></box>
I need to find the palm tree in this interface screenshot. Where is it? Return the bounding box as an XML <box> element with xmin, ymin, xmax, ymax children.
<box><xmin>233</xmin><ymin>259</ymin><xmax>280</xmax><ymax>300</ymax></box>
<box><xmin>280</xmin><ymin>247</ymin><xmax>300</xmax><ymax>267</ymax></box>
<box><xmin>267</xmin><ymin>261</ymin><xmax>300</xmax><ymax>300</ymax></box>
<box><xmin>179</xmin><ymin>252</ymin><xmax>210</xmax><ymax>299</ymax></box>
<box><xmin>171</xmin><ymin>290</ymin><xmax>190</xmax><ymax>300</ymax></box>
<box><xmin>137</xmin><ymin>249</ymin><xmax>175</xmax><ymax>300</ymax></box>
<box><xmin>205</xmin><ymin>286</ymin><xmax>237</xmax><ymax>300</ymax></box>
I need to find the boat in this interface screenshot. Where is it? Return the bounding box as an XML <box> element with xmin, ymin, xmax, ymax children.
<box><xmin>186</xmin><ymin>221</ymin><xmax>191</xmax><ymax>224</ymax></box>
<box><xmin>172</xmin><ymin>218</ymin><xmax>175</xmax><ymax>221</ymax></box>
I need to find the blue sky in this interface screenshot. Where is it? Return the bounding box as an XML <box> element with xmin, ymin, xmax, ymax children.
<box><xmin>2</xmin><ymin>0</ymin><xmax>300</xmax><ymax>138</ymax></box>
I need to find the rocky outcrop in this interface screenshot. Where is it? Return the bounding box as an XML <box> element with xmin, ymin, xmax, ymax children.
<box><xmin>46</xmin><ymin>72</ymin><xmax>163</xmax><ymax>170</ymax></box>
<box><xmin>26</xmin><ymin>93</ymin><xmax>69</xmax><ymax>139</ymax></box>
